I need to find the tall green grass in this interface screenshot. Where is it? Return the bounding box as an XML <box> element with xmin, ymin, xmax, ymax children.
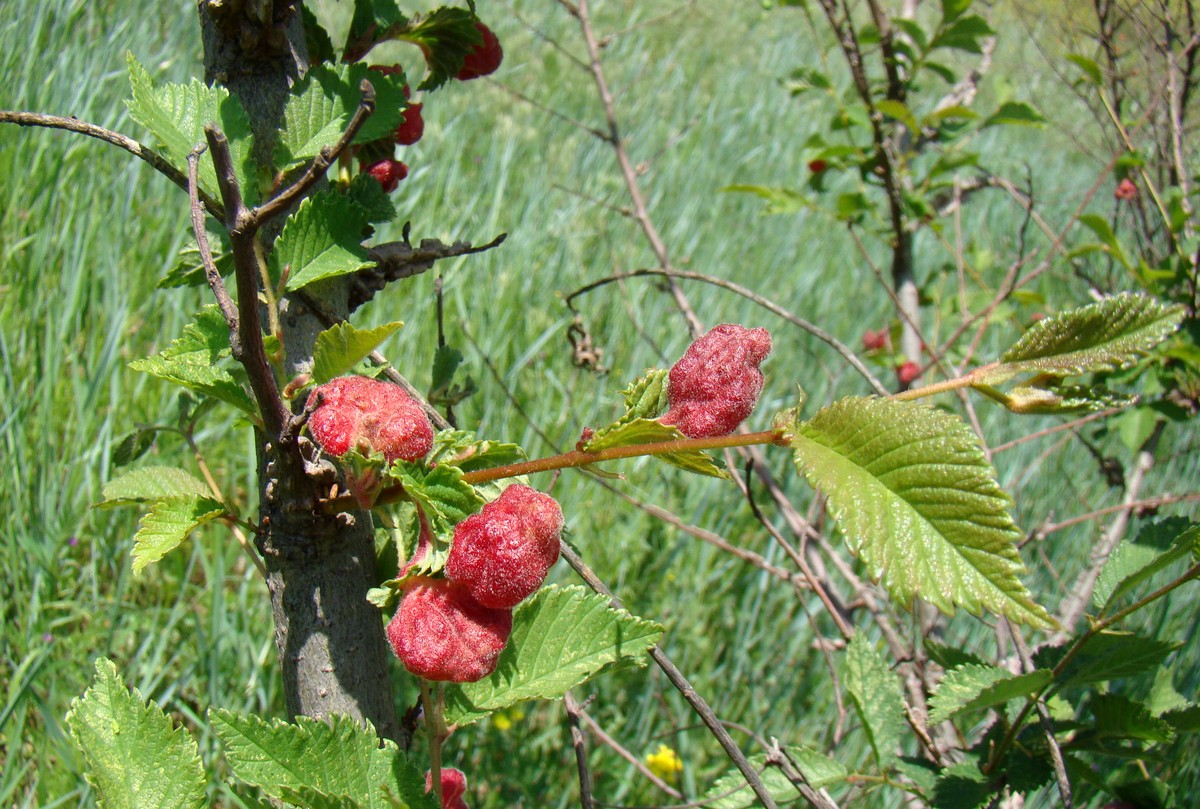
<box><xmin>2</xmin><ymin>0</ymin><xmax>1196</xmax><ymax>806</ymax></box>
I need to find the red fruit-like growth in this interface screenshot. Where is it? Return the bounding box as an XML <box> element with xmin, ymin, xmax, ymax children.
<box><xmin>364</xmin><ymin>158</ymin><xmax>409</xmax><ymax>193</ymax></box>
<box><xmin>456</xmin><ymin>22</ymin><xmax>503</xmax><ymax>80</ymax></box>
<box><xmin>1114</xmin><ymin>177</ymin><xmax>1138</xmax><ymax>200</ymax></box>
<box><xmin>306</xmin><ymin>376</ymin><xmax>434</xmax><ymax>463</ymax></box>
<box><xmin>659</xmin><ymin>324</ymin><xmax>772</xmax><ymax>438</ymax></box>
<box><xmin>426</xmin><ymin>768</ymin><xmax>470</xmax><ymax>809</ymax></box>
<box><xmin>446</xmin><ymin>484</ymin><xmax>563</xmax><ymax>609</ymax></box>
<box><xmin>808</xmin><ymin>159</ymin><xmax>828</xmax><ymax>173</ymax></box>
<box><xmin>387</xmin><ymin>578</ymin><xmax>512</xmax><ymax>682</ymax></box>
<box><xmin>394</xmin><ymin>103</ymin><xmax>424</xmax><ymax>145</ymax></box>
<box><xmin>897</xmin><ymin>360</ymin><xmax>921</xmax><ymax>385</ymax></box>
<box><xmin>368</xmin><ymin>63</ymin><xmax>404</xmax><ymax>77</ymax></box>
<box><xmin>862</xmin><ymin>328</ymin><xmax>889</xmax><ymax>351</ymax></box>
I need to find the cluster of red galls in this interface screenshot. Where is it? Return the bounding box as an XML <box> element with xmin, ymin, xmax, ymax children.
<box><xmin>361</xmin><ymin>21</ymin><xmax>504</xmax><ymax>193</ymax></box>
<box><xmin>304</xmin><ymin>324</ymin><xmax>773</xmax><ymax>676</ymax></box>
<box><xmin>304</xmin><ymin>324</ymin><xmax>772</xmax><ymax>808</ymax></box>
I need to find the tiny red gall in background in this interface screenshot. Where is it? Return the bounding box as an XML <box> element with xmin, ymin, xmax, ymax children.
<box><xmin>1114</xmin><ymin>177</ymin><xmax>1137</xmax><ymax>200</ymax></box>
<box><xmin>446</xmin><ymin>484</ymin><xmax>563</xmax><ymax>609</ymax></box>
<box><xmin>367</xmin><ymin>63</ymin><xmax>404</xmax><ymax>77</ymax></box>
<box><xmin>660</xmin><ymin>324</ymin><xmax>772</xmax><ymax>438</ymax></box>
<box><xmin>387</xmin><ymin>578</ymin><xmax>512</xmax><ymax>683</ymax></box>
<box><xmin>426</xmin><ymin>767</ymin><xmax>470</xmax><ymax>809</ymax></box>
<box><xmin>306</xmin><ymin>376</ymin><xmax>433</xmax><ymax>463</ymax></box>
<box><xmin>363</xmin><ymin>158</ymin><xmax>408</xmax><ymax>193</ymax></box>
<box><xmin>862</xmin><ymin>328</ymin><xmax>889</xmax><ymax>351</ymax></box>
<box><xmin>807</xmin><ymin>158</ymin><xmax>828</xmax><ymax>173</ymax></box>
<box><xmin>897</xmin><ymin>360</ymin><xmax>921</xmax><ymax>385</ymax></box>
<box><xmin>455</xmin><ymin>22</ymin><xmax>503</xmax><ymax>80</ymax></box>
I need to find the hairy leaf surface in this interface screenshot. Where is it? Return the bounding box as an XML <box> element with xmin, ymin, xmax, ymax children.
<box><xmin>929</xmin><ymin>664</ymin><xmax>1052</xmax><ymax>725</ymax></box>
<box><xmin>790</xmin><ymin>397</ymin><xmax>1051</xmax><ymax>626</ymax></box>
<box><xmin>312</xmin><ymin>321</ymin><xmax>403</xmax><ymax>384</ymax></box>
<box><xmin>999</xmin><ymin>293</ymin><xmax>1183</xmax><ymax>377</ymax></box>
<box><xmin>274</xmin><ymin>191</ymin><xmax>372</xmax><ymax>291</ymax></box>
<box><xmin>128</xmin><ymin>306</ymin><xmax>257</xmax><ymax>414</ymax></box>
<box><xmin>445</xmin><ymin>585</ymin><xmax>663</xmax><ymax>726</ymax></box>
<box><xmin>842</xmin><ymin>636</ymin><xmax>905</xmax><ymax>767</ymax></box>
<box><xmin>100</xmin><ymin>465</ymin><xmax>211</xmax><ymax>506</ymax></box>
<box><xmin>211</xmin><ymin>711</ymin><xmax>434</xmax><ymax>809</ymax></box>
<box><xmin>66</xmin><ymin>658</ymin><xmax>207</xmax><ymax>809</ymax></box>
<box><xmin>132</xmin><ymin>495</ymin><xmax>225</xmax><ymax>573</ymax></box>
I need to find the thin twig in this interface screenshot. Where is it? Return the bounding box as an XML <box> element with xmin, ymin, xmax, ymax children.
<box><xmin>563</xmin><ymin>692</ymin><xmax>598</xmax><ymax>809</ymax></box>
<box><xmin>0</xmin><ymin>110</ymin><xmax>223</xmax><ymax>217</ymax></box>
<box><xmin>250</xmin><ymin>79</ymin><xmax>377</xmax><ymax>226</ymax></box>
<box><xmin>565</xmin><ymin>268</ymin><xmax>889</xmax><ymax>395</ymax></box>
<box><xmin>575</xmin><ymin>706</ymin><xmax>684</xmax><ymax>800</ymax></box>
<box><xmin>187</xmin><ymin>144</ymin><xmax>239</xmax><ymax>332</ymax></box>
<box><xmin>1007</xmin><ymin>624</ymin><xmax>1073</xmax><ymax>808</ymax></box>
<box><xmin>558</xmin><ymin>542</ymin><xmax>781</xmax><ymax>809</ymax></box>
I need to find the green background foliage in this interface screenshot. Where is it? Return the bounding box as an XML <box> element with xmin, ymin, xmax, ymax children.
<box><xmin>2</xmin><ymin>0</ymin><xmax>1198</xmax><ymax>806</ymax></box>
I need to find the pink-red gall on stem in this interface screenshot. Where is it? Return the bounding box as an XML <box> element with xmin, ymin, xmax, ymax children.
<box><xmin>808</xmin><ymin>159</ymin><xmax>828</xmax><ymax>173</ymax></box>
<box><xmin>446</xmin><ymin>484</ymin><xmax>563</xmax><ymax>609</ymax></box>
<box><xmin>862</xmin><ymin>328</ymin><xmax>889</xmax><ymax>351</ymax></box>
<box><xmin>659</xmin><ymin>324</ymin><xmax>772</xmax><ymax>438</ymax></box>
<box><xmin>394</xmin><ymin>102</ymin><xmax>424</xmax><ymax>145</ymax></box>
<box><xmin>306</xmin><ymin>376</ymin><xmax>433</xmax><ymax>463</ymax></box>
<box><xmin>426</xmin><ymin>768</ymin><xmax>470</xmax><ymax>809</ymax></box>
<box><xmin>1114</xmin><ymin>177</ymin><xmax>1138</xmax><ymax>200</ymax></box>
<box><xmin>387</xmin><ymin>578</ymin><xmax>512</xmax><ymax>682</ymax></box>
<box><xmin>455</xmin><ymin>22</ymin><xmax>503</xmax><ymax>80</ymax></box>
<box><xmin>897</xmin><ymin>361</ymin><xmax>921</xmax><ymax>385</ymax></box>
<box><xmin>364</xmin><ymin>158</ymin><xmax>408</xmax><ymax>193</ymax></box>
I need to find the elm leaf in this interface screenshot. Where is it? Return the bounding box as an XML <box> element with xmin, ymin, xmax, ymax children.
<box><xmin>312</xmin><ymin>321</ymin><xmax>403</xmax><ymax>384</ymax></box>
<box><xmin>790</xmin><ymin>397</ymin><xmax>1052</xmax><ymax>627</ymax></box>
<box><xmin>929</xmin><ymin>664</ymin><xmax>1052</xmax><ymax>725</ymax></box>
<box><xmin>445</xmin><ymin>585</ymin><xmax>663</xmax><ymax>726</ymax></box>
<box><xmin>66</xmin><ymin>658</ymin><xmax>207</xmax><ymax>809</ymax></box>
<box><xmin>132</xmin><ymin>495</ymin><xmax>225</xmax><ymax>573</ymax></box>
<box><xmin>211</xmin><ymin>711</ymin><xmax>434</xmax><ymax>809</ymax></box>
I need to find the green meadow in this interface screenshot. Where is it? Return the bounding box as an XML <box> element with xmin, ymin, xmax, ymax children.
<box><xmin>2</xmin><ymin>0</ymin><xmax>1197</xmax><ymax>805</ymax></box>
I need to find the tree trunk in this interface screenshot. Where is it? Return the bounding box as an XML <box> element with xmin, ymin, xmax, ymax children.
<box><xmin>197</xmin><ymin>0</ymin><xmax>400</xmax><ymax>742</ymax></box>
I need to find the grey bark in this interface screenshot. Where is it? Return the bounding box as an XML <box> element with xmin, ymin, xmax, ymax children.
<box><xmin>198</xmin><ymin>0</ymin><xmax>400</xmax><ymax>741</ymax></box>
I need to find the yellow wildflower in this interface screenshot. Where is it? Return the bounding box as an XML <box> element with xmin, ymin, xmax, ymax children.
<box><xmin>644</xmin><ymin>743</ymin><xmax>683</xmax><ymax>782</ymax></box>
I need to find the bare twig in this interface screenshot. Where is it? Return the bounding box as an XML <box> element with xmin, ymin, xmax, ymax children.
<box><xmin>565</xmin><ymin>268</ymin><xmax>889</xmax><ymax>395</ymax></box>
<box><xmin>575</xmin><ymin>705</ymin><xmax>684</xmax><ymax>800</ymax></box>
<box><xmin>187</xmin><ymin>144</ymin><xmax>239</xmax><ymax>332</ymax></box>
<box><xmin>0</xmin><ymin>110</ymin><xmax>223</xmax><ymax>216</ymax></box>
<box><xmin>563</xmin><ymin>692</ymin><xmax>598</xmax><ymax>809</ymax></box>
<box><xmin>1007</xmin><ymin>624</ymin><xmax>1073</xmax><ymax>808</ymax></box>
<box><xmin>250</xmin><ymin>79</ymin><xmax>377</xmax><ymax>226</ymax></box>
<box><xmin>557</xmin><ymin>542</ymin><xmax>781</xmax><ymax>809</ymax></box>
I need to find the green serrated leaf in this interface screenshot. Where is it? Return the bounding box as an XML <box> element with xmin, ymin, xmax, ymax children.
<box><xmin>1039</xmin><ymin>631</ymin><xmax>1182</xmax><ymax>688</ymax></box>
<box><xmin>100</xmin><ymin>465</ymin><xmax>211</xmax><ymax>506</ymax></box>
<box><xmin>1084</xmin><ymin>694</ymin><xmax>1174</xmax><ymax>744</ymax></box>
<box><xmin>388</xmin><ymin>462</ymin><xmax>484</xmax><ymax>540</ymax></box>
<box><xmin>931</xmin><ymin>761</ymin><xmax>994</xmax><ymax>809</ymax></box>
<box><xmin>842</xmin><ymin>636</ymin><xmax>905</xmax><ymax>768</ymax></box>
<box><xmin>343</xmin><ymin>0</ymin><xmax>409</xmax><ymax>62</ymax></box>
<box><xmin>211</xmin><ymin>711</ymin><xmax>434</xmax><ymax>809</ymax></box>
<box><xmin>160</xmin><ymin>221</ymin><xmax>233</xmax><ymax>289</ymax></box>
<box><xmin>924</xmin><ymin>639</ymin><xmax>988</xmax><ymax>671</ymax></box>
<box><xmin>345</xmin><ymin>171</ymin><xmax>398</xmax><ymax>224</ymax></box>
<box><xmin>112</xmin><ymin>429</ymin><xmax>157</xmax><ymax>468</ymax></box>
<box><xmin>313</xmin><ymin>321</ymin><xmax>403</xmax><ymax>384</ymax></box>
<box><xmin>273</xmin><ymin>191</ymin><xmax>373</xmax><ymax>291</ymax></box>
<box><xmin>1079</xmin><ymin>213</ymin><xmax>1131</xmax><ymax>268</ymax></box>
<box><xmin>445</xmin><ymin>585</ymin><xmax>663</xmax><ymax>726</ymax></box>
<box><xmin>585</xmin><ymin>418</ymin><xmax>727</xmax><ymax>479</ymax></box>
<box><xmin>279</xmin><ymin>785</ymin><xmax>364</xmax><ymax>809</ymax></box>
<box><xmin>929</xmin><ymin>664</ymin><xmax>1052</xmax><ymax>725</ymax></box>
<box><xmin>1093</xmin><ymin>521</ymin><xmax>1198</xmax><ymax>614</ymax></box>
<box><xmin>427</xmin><ymin>430</ymin><xmax>527</xmax><ymax>474</ymax></box>
<box><xmin>275</xmin><ymin>63</ymin><xmax>409</xmax><ymax>169</ymax></box>
<box><xmin>929</xmin><ymin>13</ymin><xmax>994</xmax><ymax>54</ymax></box>
<box><xmin>792</xmin><ymin>397</ymin><xmax>1052</xmax><ymax>627</ymax></box>
<box><xmin>1066</xmin><ymin>53</ymin><xmax>1103</xmax><ymax>86</ymax></box>
<box><xmin>408</xmin><ymin>8</ymin><xmax>486</xmax><ymax>92</ymax></box>
<box><xmin>129</xmin><ymin>305</ymin><xmax>257</xmax><ymax>415</ymax></box>
<box><xmin>132</xmin><ymin>495</ymin><xmax>225</xmax><ymax>573</ymax></box>
<box><xmin>700</xmin><ymin>746</ymin><xmax>847</xmax><ymax>809</ymax></box>
<box><xmin>125</xmin><ymin>54</ymin><xmax>254</xmax><ymax>201</ymax></box>
<box><xmin>941</xmin><ymin>0</ymin><xmax>973</xmax><ymax>23</ymax></box>
<box><xmin>65</xmin><ymin>658</ymin><xmax>207</xmax><ymax>809</ymax></box>
<box><xmin>982</xmin><ymin>101</ymin><xmax>1046</xmax><ymax>129</ymax></box>
<box><xmin>999</xmin><ymin>293</ymin><xmax>1184</xmax><ymax>377</ymax></box>
<box><xmin>877</xmin><ymin>99</ymin><xmax>919</xmax><ymax>133</ymax></box>
<box><xmin>722</xmin><ymin>184</ymin><xmax>810</xmax><ymax>215</ymax></box>
<box><xmin>621</xmin><ymin>368</ymin><xmax>670</xmax><ymax>418</ymax></box>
